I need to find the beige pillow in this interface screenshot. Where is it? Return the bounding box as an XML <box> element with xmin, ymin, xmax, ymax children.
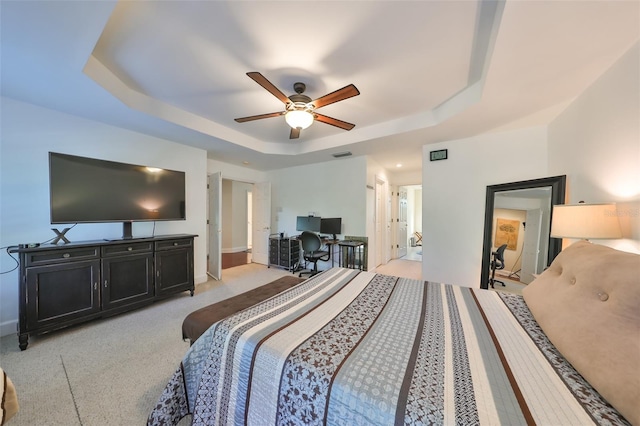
<box><xmin>523</xmin><ymin>241</ymin><xmax>640</xmax><ymax>425</ymax></box>
<box><xmin>1</xmin><ymin>368</ymin><xmax>19</xmax><ymax>425</ymax></box>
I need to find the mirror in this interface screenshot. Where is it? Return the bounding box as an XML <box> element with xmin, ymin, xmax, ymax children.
<box><xmin>480</xmin><ymin>175</ymin><xmax>566</xmax><ymax>290</ymax></box>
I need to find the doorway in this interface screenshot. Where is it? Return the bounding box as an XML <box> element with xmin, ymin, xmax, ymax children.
<box><xmin>220</xmin><ymin>179</ymin><xmax>253</xmax><ymax>269</ymax></box>
<box><xmin>397</xmin><ymin>184</ymin><xmax>422</xmax><ymax>262</ymax></box>
<box><xmin>207</xmin><ymin>177</ymin><xmax>271</xmax><ymax>278</ymax></box>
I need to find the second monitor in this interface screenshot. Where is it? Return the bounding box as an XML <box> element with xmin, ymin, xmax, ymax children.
<box><xmin>320</xmin><ymin>218</ymin><xmax>342</xmax><ymax>240</ymax></box>
<box><xmin>296</xmin><ymin>216</ymin><xmax>321</xmax><ymax>233</ymax></box>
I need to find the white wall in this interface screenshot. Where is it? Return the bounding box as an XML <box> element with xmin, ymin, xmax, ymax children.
<box><xmin>266</xmin><ymin>156</ymin><xmax>367</xmax><ymax>270</ymax></box>
<box><xmin>412</xmin><ymin>187</ymin><xmax>422</xmax><ymax>233</ymax></box>
<box><xmin>422</xmin><ymin>125</ymin><xmax>549</xmax><ymax>287</ymax></box>
<box><xmin>0</xmin><ymin>97</ymin><xmax>208</xmax><ymax>336</ymax></box>
<box><xmin>267</xmin><ymin>156</ymin><xmax>367</xmax><ymax>238</ymax></box>
<box><xmin>548</xmin><ymin>42</ymin><xmax>640</xmax><ymax>254</ymax></box>
<box><xmin>207</xmin><ymin>159</ymin><xmax>267</xmax><ymax>183</ymax></box>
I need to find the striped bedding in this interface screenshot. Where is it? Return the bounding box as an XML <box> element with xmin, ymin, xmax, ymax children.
<box><xmin>148</xmin><ymin>267</ymin><xmax>628</xmax><ymax>425</ymax></box>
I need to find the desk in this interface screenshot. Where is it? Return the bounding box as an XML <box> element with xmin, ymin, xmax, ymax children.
<box><xmin>322</xmin><ymin>239</ymin><xmax>340</xmax><ymax>267</ymax></box>
<box><xmin>338</xmin><ymin>240</ymin><xmax>366</xmax><ymax>270</ymax></box>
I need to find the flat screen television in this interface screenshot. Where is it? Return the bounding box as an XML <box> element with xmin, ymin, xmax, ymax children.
<box><xmin>320</xmin><ymin>218</ymin><xmax>342</xmax><ymax>240</ymax></box>
<box><xmin>296</xmin><ymin>216</ymin><xmax>321</xmax><ymax>233</ymax></box>
<box><xmin>49</xmin><ymin>152</ymin><xmax>186</xmax><ymax>239</ymax></box>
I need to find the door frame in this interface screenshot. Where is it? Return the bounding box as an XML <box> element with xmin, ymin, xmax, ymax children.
<box><xmin>207</xmin><ymin>175</ymin><xmax>270</xmax><ymax>278</ymax></box>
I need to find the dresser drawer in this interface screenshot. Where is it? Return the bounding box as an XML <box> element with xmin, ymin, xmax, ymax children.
<box><xmin>155</xmin><ymin>238</ymin><xmax>193</xmax><ymax>251</ymax></box>
<box><xmin>25</xmin><ymin>247</ymin><xmax>100</xmax><ymax>267</ymax></box>
<box><xmin>102</xmin><ymin>242</ymin><xmax>153</xmax><ymax>257</ymax></box>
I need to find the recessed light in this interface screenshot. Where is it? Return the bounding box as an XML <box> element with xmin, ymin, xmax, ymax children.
<box><xmin>242</xmin><ymin>161</ymin><xmax>250</xmax><ymax>165</ymax></box>
<box><xmin>396</xmin><ymin>163</ymin><xmax>403</xmax><ymax>168</ymax></box>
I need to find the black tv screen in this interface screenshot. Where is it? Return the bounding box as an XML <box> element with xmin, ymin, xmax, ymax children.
<box><xmin>49</xmin><ymin>152</ymin><xmax>186</xmax><ymax>224</ymax></box>
<box><xmin>296</xmin><ymin>216</ymin><xmax>321</xmax><ymax>232</ymax></box>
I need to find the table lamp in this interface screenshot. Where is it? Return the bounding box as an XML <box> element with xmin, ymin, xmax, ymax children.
<box><xmin>550</xmin><ymin>202</ymin><xmax>622</xmax><ymax>240</ymax></box>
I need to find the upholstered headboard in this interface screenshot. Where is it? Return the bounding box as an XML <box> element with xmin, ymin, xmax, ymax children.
<box><xmin>1</xmin><ymin>368</ymin><xmax>19</xmax><ymax>425</ymax></box>
<box><xmin>523</xmin><ymin>241</ymin><xmax>640</xmax><ymax>425</ymax></box>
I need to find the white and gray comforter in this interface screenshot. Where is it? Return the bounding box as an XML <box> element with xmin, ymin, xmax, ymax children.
<box><xmin>149</xmin><ymin>267</ymin><xmax>628</xmax><ymax>425</ymax></box>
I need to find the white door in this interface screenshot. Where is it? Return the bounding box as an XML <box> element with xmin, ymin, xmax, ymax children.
<box><xmin>246</xmin><ymin>190</ymin><xmax>253</xmax><ymax>250</ymax></box>
<box><xmin>252</xmin><ymin>181</ymin><xmax>271</xmax><ymax>265</ymax></box>
<box><xmin>375</xmin><ymin>179</ymin><xmax>384</xmax><ymax>267</ymax></box>
<box><xmin>521</xmin><ymin>209</ymin><xmax>542</xmax><ymax>284</ymax></box>
<box><xmin>398</xmin><ymin>188</ymin><xmax>408</xmax><ymax>258</ymax></box>
<box><xmin>207</xmin><ymin>172</ymin><xmax>222</xmax><ymax>280</ymax></box>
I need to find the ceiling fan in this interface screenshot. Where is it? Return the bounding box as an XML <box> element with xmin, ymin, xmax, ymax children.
<box><xmin>234</xmin><ymin>72</ymin><xmax>360</xmax><ymax>139</ymax></box>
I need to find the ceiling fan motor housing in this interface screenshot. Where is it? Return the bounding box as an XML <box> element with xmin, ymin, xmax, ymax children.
<box><xmin>289</xmin><ymin>93</ymin><xmax>312</xmax><ymax>104</ymax></box>
<box><xmin>293</xmin><ymin>82</ymin><xmax>306</xmax><ymax>94</ymax></box>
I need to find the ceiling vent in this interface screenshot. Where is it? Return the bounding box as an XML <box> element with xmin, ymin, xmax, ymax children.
<box><xmin>332</xmin><ymin>151</ymin><xmax>352</xmax><ymax>158</ymax></box>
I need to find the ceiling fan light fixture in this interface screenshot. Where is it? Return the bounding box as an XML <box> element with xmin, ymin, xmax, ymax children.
<box><xmin>285</xmin><ymin>105</ymin><xmax>314</xmax><ymax>130</ymax></box>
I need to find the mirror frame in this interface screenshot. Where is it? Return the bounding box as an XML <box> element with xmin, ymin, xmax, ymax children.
<box><xmin>480</xmin><ymin>175</ymin><xmax>566</xmax><ymax>290</ymax></box>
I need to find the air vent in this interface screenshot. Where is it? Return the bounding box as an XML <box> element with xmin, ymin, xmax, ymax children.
<box><xmin>332</xmin><ymin>151</ymin><xmax>352</xmax><ymax>158</ymax></box>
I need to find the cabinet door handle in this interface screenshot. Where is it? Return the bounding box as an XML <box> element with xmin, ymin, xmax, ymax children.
<box><xmin>104</xmin><ymin>280</ymin><xmax>108</xmax><ymax>288</ymax></box>
<box><xmin>173</xmin><ymin>242</ymin><xmax>178</xmax><ymax>246</ymax></box>
<box><xmin>63</xmin><ymin>253</ymin><xmax>70</xmax><ymax>258</ymax></box>
<box><xmin>94</xmin><ymin>282</ymin><xmax>98</xmax><ymax>290</ymax></box>
<box><xmin>157</xmin><ymin>270</ymin><xmax>160</xmax><ymax>277</ymax></box>
<box><xmin>127</xmin><ymin>247</ymin><xmax>133</xmax><ymax>251</ymax></box>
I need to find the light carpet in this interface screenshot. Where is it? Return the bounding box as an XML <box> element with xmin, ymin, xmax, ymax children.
<box><xmin>0</xmin><ymin>263</ymin><xmax>291</xmax><ymax>426</ymax></box>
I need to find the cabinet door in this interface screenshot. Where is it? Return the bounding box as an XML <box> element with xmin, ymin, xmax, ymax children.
<box><xmin>25</xmin><ymin>260</ymin><xmax>100</xmax><ymax>332</ymax></box>
<box><xmin>101</xmin><ymin>253</ymin><xmax>154</xmax><ymax>311</ymax></box>
<box><xmin>269</xmin><ymin>238</ymin><xmax>279</xmax><ymax>266</ymax></box>
<box><xmin>155</xmin><ymin>248</ymin><xmax>193</xmax><ymax>296</ymax></box>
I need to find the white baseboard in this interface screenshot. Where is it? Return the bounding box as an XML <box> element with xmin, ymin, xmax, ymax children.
<box><xmin>221</xmin><ymin>246</ymin><xmax>248</xmax><ymax>254</ymax></box>
<box><xmin>0</xmin><ymin>320</ymin><xmax>17</xmax><ymax>338</ymax></box>
<box><xmin>195</xmin><ymin>274</ymin><xmax>209</xmax><ymax>284</ymax></box>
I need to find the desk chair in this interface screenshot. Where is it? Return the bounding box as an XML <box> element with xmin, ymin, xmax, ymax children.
<box><xmin>489</xmin><ymin>244</ymin><xmax>508</xmax><ymax>288</ymax></box>
<box><xmin>414</xmin><ymin>231</ymin><xmax>422</xmax><ymax>246</ymax></box>
<box><xmin>299</xmin><ymin>231</ymin><xmax>330</xmax><ymax>278</ymax></box>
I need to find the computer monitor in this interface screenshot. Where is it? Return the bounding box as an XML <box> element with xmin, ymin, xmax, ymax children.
<box><xmin>320</xmin><ymin>218</ymin><xmax>342</xmax><ymax>240</ymax></box>
<box><xmin>296</xmin><ymin>216</ymin><xmax>321</xmax><ymax>233</ymax></box>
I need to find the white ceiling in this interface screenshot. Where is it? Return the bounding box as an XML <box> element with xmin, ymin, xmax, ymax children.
<box><xmin>2</xmin><ymin>1</ymin><xmax>638</xmax><ymax>174</ymax></box>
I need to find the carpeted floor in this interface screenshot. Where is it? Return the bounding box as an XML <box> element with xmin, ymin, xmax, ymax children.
<box><xmin>374</xmin><ymin>258</ymin><xmax>422</xmax><ymax>281</ymax></box>
<box><xmin>0</xmin><ymin>263</ymin><xmax>292</xmax><ymax>426</ymax></box>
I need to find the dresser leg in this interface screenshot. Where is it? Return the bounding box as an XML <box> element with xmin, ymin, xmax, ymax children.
<box><xmin>18</xmin><ymin>333</ymin><xmax>29</xmax><ymax>351</ymax></box>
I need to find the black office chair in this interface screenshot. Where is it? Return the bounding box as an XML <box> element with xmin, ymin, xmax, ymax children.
<box><xmin>489</xmin><ymin>244</ymin><xmax>508</xmax><ymax>288</ymax></box>
<box><xmin>299</xmin><ymin>231</ymin><xmax>330</xmax><ymax>278</ymax></box>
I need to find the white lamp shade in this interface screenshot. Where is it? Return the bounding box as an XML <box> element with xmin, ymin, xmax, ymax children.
<box><xmin>551</xmin><ymin>203</ymin><xmax>622</xmax><ymax>239</ymax></box>
<box><xmin>285</xmin><ymin>110</ymin><xmax>314</xmax><ymax>129</ymax></box>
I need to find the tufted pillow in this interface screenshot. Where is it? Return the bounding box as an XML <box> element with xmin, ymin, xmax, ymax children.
<box><xmin>523</xmin><ymin>241</ymin><xmax>640</xmax><ymax>425</ymax></box>
<box><xmin>1</xmin><ymin>367</ymin><xmax>19</xmax><ymax>425</ymax></box>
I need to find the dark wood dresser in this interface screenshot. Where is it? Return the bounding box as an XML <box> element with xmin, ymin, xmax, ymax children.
<box><xmin>14</xmin><ymin>234</ymin><xmax>196</xmax><ymax>350</ymax></box>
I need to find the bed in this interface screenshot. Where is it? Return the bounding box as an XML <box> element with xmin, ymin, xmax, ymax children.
<box><xmin>149</xmin><ymin>241</ymin><xmax>639</xmax><ymax>425</ymax></box>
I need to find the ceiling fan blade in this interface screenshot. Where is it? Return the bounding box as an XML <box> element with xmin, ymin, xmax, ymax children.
<box><xmin>311</xmin><ymin>84</ymin><xmax>360</xmax><ymax>109</ymax></box>
<box><xmin>314</xmin><ymin>113</ymin><xmax>356</xmax><ymax>130</ymax></box>
<box><xmin>234</xmin><ymin>111</ymin><xmax>283</xmax><ymax>123</ymax></box>
<box><xmin>289</xmin><ymin>127</ymin><xmax>301</xmax><ymax>139</ymax></box>
<box><xmin>246</xmin><ymin>72</ymin><xmax>290</xmax><ymax>104</ymax></box>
